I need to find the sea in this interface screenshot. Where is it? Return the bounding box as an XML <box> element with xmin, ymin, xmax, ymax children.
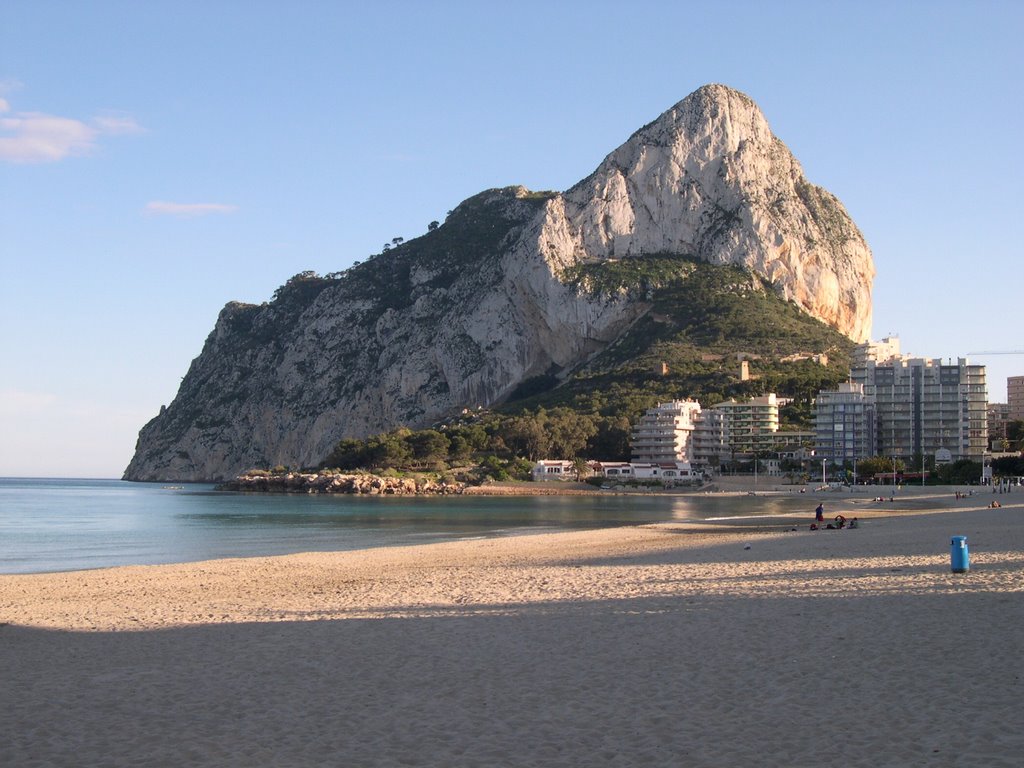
<box><xmin>0</xmin><ymin>477</ymin><xmax>814</xmax><ymax>575</ymax></box>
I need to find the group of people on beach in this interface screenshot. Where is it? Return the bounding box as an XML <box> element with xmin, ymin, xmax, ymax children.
<box><xmin>810</xmin><ymin>503</ymin><xmax>858</xmax><ymax>531</ymax></box>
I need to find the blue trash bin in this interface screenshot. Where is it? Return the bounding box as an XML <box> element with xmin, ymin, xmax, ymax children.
<box><xmin>951</xmin><ymin>535</ymin><xmax>969</xmax><ymax>573</ymax></box>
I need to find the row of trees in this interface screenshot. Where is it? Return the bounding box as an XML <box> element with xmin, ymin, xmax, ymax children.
<box><xmin>991</xmin><ymin>454</ymin><xmax>1024</xmax><ymax>477</ymax></box>
<box><xmin>855</xmin><ymin>455</ymin><xmax>1024</xmax><ymax>485</ymax></box>
<box><xmin>995</xmin><ymin>421</ymin><xmax>1024</xmax><ymax>453</ymax></box>
<box><xmin>319</xmin><ymin>408</ymin><xmax>634</xmax><ymax>477</ymax></box>
<box><xmin>378</xmin><ymin>221</ymin><xmax>442</xmax><ymax>253</ymax></box>
<box><xmin>850</xmin><ymin>456</ymin><xmax>996</xmax><ymax>486</ymax></box>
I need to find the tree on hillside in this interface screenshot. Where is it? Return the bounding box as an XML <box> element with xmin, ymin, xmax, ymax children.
<box><xmin>545</xmin><ymin>408</ymin><xmax>597</xmax><ymax>458</ymax></box>
<box><xmin>321</xmin><ymin>438</ymin><xmax>366</xmax><ymax>470</ymax></box>
<box><xmin>587</xmin><ymin>415</ymin><xmax>632</xmax><ymax>461</ymax></box>
<box><xmin>363</xmin><ymin>430</ymin><xmax>413</xmax><ymax>469</ymax></box>
<box><xmin>448</xmin><ymin>435</ymin><xmax>473</xmax><ymax>463</ymax></box>
<box><xmin>504</xmin><ymin>413</ymin><xmax>550</xmax><ymax>460</ymax></box>
<box><xmin>408</xmin><ymin>429</ymin><xmax>450</xmax><ymax>467</ymax></box>
<box><xmin>449</xmin><ymin>423</ymin><xmax>489</xmax><ymax>452</ymax></box>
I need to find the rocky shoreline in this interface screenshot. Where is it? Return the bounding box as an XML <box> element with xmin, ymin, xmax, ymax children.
<box><xmin>217</xmin><ymin>471</ymin><xmax>466</xmax><ymax>495</ymax></box>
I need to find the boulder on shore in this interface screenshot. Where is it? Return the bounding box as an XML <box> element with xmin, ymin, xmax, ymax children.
<box><xmin>217</xmin><ymin>472</ymin><xmax>466</xmax><ymax>495</ymax></box>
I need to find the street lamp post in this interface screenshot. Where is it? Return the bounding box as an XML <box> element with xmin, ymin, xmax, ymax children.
<box><xmin>851</xmin><ymin>414</ymin><xmax>857</xmax><ymax>490</ymax></box>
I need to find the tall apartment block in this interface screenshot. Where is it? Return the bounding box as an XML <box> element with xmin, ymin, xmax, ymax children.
<box><xmin>705</xmin><ymin>394</ymin><xmax>780</xmax><ymax>455</ymax></box>
<box><xmin>1008</xmin><ymin>376</ymin><xmax>1024</xmax><ymax>421</ymax></box>
<box><xmin>987</xmin><ymin>402</ymin><xmax>1012</xmax><ymax>449</ymax></box>
<box><xmin>691</xmin><ymin>408</ymin><xmax>728</xmax><ymax>466</ymax></box>
<box><xmin>850</xmin><ymin>355</ymin><xmax>987</xmax><ymax>462</ymax></box>
<box><xmin>630</xmin><ymin>400</ymin><xmax>702</xmax><ymax>462</ymax></box>
<box><xmin>813</xmin><ymin>383</ymin><xmax>876</xmax><ymax>466</ymax></box>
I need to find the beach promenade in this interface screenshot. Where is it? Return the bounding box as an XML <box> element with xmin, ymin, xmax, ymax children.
<box><xmin>2</xmin><ymin>488</ymin><xmax>1022</xmax><ymax>766</ymax></box>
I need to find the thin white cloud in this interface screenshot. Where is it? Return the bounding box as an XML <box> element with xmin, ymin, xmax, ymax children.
<box><xmin>0</xmin><ymin>98</ymin><xmax>142</xmax><ymax>164</ymax></box>
<box><xmin>145</xmin><ymin>201</ymin><xmax>239</xmax><ymax>217</ymax></box>
<box><xmin>92</xmin><ymin>113</ymin><xmax>143</xmax><ymax>135</ymax></box>
<box><xmin>0</xmin><ymin>112</ymin><xmax>97</xmax><ymax>163</ymax></box>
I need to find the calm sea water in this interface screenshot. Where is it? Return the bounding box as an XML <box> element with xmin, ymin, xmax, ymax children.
<box><xmin>0</xmin><ymin>478</ymin><xmax>813</xmax><ymax>574</ymax></box>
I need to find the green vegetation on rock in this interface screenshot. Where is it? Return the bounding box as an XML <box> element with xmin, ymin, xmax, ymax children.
<box><xmin>507</xmin><ymin>253</ymin><xmax>853</xmax><ymax>426</ymax></box>
<box><xmin>316</xmin><ymin>251</ymin><xmax>854</xmax><ymax>475</ymax></box>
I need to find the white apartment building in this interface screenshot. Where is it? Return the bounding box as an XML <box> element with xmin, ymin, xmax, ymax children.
<box><xmin>630</xmin><ymin>400</ymin><xmax>702</xmax><ymax>462</ymax></box>
<box><xmin>706</xmin><ymin>394</ymin><xmax>780</xmax><ymax>455</ymax></box>
<box><xmin>814</xmin><ymin>382</ymin><xmax>876</xmax><ymax>467</ymax></box>
<box><xmin>851</xmin><ymin>351</ymin><xmax>987</xmax><ymax>462</ymax></box>
<box><xmin>851</xmin><ymin>335</ymin><xmax>904</xmax><ymax>367</ymax></box>
<box><xmin>689</xmin><ymin>393</ymin><xmax>808</xmax><ymax>467</ymax></box>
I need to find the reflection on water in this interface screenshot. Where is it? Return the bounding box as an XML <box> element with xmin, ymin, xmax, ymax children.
<box><xmin>0</xmin><ymin>478</ymin><xmax>823</xmax><ymax>574</ymax></box>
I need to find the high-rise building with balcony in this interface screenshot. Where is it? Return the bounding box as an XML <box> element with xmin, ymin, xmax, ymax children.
<box><xmin>987</xmin><ymin>402</ymin><xmax>1012</xmax><ymax>451</ymax></box>
<box><xmin>691</xmin><ymin>408</ymin><xmax>728</xmax><ymax>467</ymax></box>
<box><xmin>1008</xmin><ymin>376</ymin><xmax>1024</xmax><ymax>421</ymax></box>
<box><xmin>850</xmin><ymin>355</ymin><xmax>987</xmax><ymax>462</ymax></box>
<box><xmin>630</xmin><ymin>400</ymin><xmax>702</xmax><ymax>462</ymax></box>
<box><xmin>706</xmin><ymin>394</ymin><xmax>780</xmax><ymax>455</ymax></box>
<box><xmin>813</xmin><ymin>383</ymin><xmax>876</xmax><ymax>467</ymax></box>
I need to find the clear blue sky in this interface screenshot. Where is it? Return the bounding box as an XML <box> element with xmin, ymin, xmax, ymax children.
<box><xmin>2</xmin><ymin>1</ymin><xmax>1021</xmax><ymax>478</ymax></box>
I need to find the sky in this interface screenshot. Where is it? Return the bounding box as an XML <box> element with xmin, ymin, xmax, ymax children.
<box><xmin>1</xmin><ymin>1</ymin><xmax>1021</xmax><ymax>478</ymax></box>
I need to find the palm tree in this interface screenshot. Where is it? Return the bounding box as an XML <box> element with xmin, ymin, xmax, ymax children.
<box><xmin>572</xmin><ymin>457</ymin><xmax>591</xmax><ymax>482</ymax></box>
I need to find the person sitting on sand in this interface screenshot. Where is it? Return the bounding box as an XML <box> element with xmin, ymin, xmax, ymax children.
<box><xmin>848</xmin><ymin>517</ymin><xmax>859</xmax><ymax>528</ymax></box>
<box><xmin>834</xmin><ymin>514</ymin><xmax>847</xmax><ymax>529</ymax></box>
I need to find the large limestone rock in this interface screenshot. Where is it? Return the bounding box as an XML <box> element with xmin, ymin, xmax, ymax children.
<box><xmin>560</xmin><ymin>84</ymin><xmax>872</xmax><ymax>340</ymax></box>
<box><xmin>124</xmin><ymin>84</ymin><xmax>873</xmax><ymax>481</ymax></box>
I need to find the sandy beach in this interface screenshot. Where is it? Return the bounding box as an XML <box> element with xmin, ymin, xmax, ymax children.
<box><xmin>2</xmin><ymin>489</ymin><xmax>1022</xmax><ymax>767</ymax></box>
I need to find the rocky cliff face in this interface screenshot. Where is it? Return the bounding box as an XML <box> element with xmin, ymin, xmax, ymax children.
<box><xmin>124</xmin><ymin>84</ymin><xmax>874</xmax><ymax>481</ymax></box>
<box><xmin>560</xmin><ymin>84</ymin><xmax>872</xmax><ymax>340</ymax></box>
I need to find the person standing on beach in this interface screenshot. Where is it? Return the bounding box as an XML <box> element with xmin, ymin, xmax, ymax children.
<box><xmin>815</xmin><ymin>503</ymin><xmax>824</xmax><ymax>522</ymax></box>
